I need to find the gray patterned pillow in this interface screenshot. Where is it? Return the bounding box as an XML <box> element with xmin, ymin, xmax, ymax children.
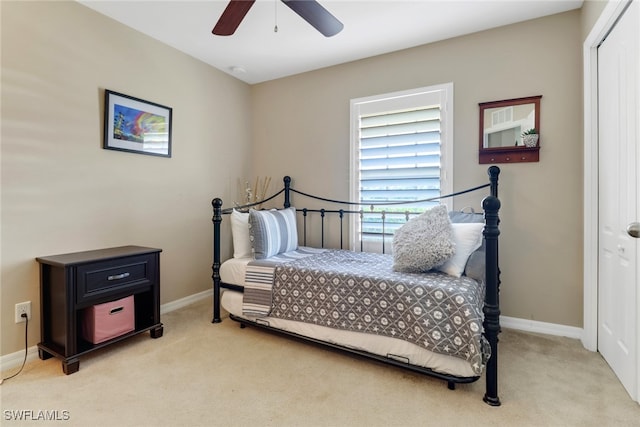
<box><xmin>392</xmin><ymin>205</ymin><xmax>455</xmax><ymax>273</ymax></box>
<box><xmin>249</xmin><ymin>207</ymin><xmax>298</xmax><ymax>259</ymax></box>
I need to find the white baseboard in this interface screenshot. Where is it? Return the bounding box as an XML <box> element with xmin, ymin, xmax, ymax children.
<box><xmin>1</xmin><ymin>294</ymin><xmax>583</xmax><ymax>373</ymax></box>
<box><xmin>0</xmin><ymin>346</ymin><xmax>40</xmax><ymax>377</ymax></box>
<box><xmin>501</xmin><ymin>315</ymin><xmax>584</xmax><ymax>340</ymax></box>
<box><xmin>159</xmin><ymin>289</ymin><xmax>211</xmax><ymax>315</ymax></box>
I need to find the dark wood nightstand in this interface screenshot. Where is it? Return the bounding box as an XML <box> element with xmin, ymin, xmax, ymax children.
<box><xmin>36</xmin><ymin>246</ymin><xmax>163</xmax><ymax>374</ymax></box>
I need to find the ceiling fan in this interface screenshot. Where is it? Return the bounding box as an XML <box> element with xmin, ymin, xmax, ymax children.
<box><xmin>213</xmin><ymin>0</ymin><xmax>343</xmax><ymax>37</ymax></box>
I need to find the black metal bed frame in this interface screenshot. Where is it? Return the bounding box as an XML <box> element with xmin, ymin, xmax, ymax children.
<box><xmin>211</xmin><ymin>166</ymin><xmax>501</xmax><ymax>406</ymax></box>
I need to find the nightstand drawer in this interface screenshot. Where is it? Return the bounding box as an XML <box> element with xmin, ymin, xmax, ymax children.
<box><xmin>77</xmin><ymin>254</ymin><xmax>155</xmax><ymax>304</ymax></box>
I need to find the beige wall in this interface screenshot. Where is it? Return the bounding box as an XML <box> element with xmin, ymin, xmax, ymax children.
<box><xmin>581</xmin><ymin>0</ymin><xmax>609</xmax><ymax>40</ymax></box>
<box><xmin>1</xmin><ymin>1</ymin><xmax>251</xmax><ymax>355</ymax></box>
<box><xmin>251</xmin><ymin>10</ymin><xmax>585</xmax><ymax>327</ymax></box>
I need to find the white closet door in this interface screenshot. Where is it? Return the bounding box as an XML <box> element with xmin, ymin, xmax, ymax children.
<box><xmin>597</xmin><ymin>0</ymin><xmax>639</xmax><ymax>402</ymax></box>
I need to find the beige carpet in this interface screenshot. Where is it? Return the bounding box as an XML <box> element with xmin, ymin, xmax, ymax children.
<box><xmin>1</xmin><ymin>297</ymin><xmax>639</xmax><ymax>427</ymax></box>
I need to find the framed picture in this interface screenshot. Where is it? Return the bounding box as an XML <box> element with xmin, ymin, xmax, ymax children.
<box><xmin>104</xmin><ymin>90</ymin><xmax>172</xmax><ymax>158</ymax></box>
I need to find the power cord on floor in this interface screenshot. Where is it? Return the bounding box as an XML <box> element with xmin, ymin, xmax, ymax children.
<box><xmin>0</xmin><ymin>313</ymin><xmax>29</xmax><ymax>385</ymax></box>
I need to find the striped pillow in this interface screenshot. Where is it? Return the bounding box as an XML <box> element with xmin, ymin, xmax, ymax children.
<box><xmin>248</xmin><ymin>207</ymin><xmax>298</xmax><ymax>259</ymax></box>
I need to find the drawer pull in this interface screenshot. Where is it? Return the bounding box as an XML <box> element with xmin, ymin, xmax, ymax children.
<box><xmin>107</xmin><ymin>272</ymin><xmax>130</xmax><ymax>281</ymax></box>
<box><xmin>109</xmin><ymin>306</ymin><xmax>124</xmax><ymax>315</ymax></box>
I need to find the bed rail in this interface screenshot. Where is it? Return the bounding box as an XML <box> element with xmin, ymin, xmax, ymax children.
<box><xmin>211</xmin><ymin>166</ymin><xmax>501</xmax><ymax>406</ymax></box>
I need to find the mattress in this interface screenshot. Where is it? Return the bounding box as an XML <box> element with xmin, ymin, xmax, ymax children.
<box><xmin>219</xmin><ymin>257</ymin><xmax>478</xmax><ymax>378</ymax></box>
<box><xmin>220</xmin><ymin>256</ymin><xmax>251</xmax><ymax>285</ymax></box>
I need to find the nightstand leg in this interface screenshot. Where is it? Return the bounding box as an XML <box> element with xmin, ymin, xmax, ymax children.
<box><xmin>150</xmin><ymin>325</ymin><xmax>163</xmax><ymax>338</ymax></box>
<box><xmin>38</xmin><ymin>348</ymin><xmax>53</xmax><ymax>360</ymax></box>
<box><xmin>63</xmin><ymin>358</ymin><xmax>80</xmax><ymax>375</ymax></box>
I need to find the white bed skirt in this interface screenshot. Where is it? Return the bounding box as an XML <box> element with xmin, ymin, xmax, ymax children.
<box><xmin>220</xmin><ymin>257</ymin><xmax>477</xmax><ymax>378</ymax></box>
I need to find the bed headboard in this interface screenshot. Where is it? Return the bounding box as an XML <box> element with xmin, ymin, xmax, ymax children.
<box><xmin>214</xmin><ymin>166</ymin><xmax>500</xmax><ymax>253</ymax></box>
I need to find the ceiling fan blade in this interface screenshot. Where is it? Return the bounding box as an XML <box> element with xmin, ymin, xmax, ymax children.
<box><xmin>212</xmin><ymin>0</ymin><xmax>256</xmax><ymax>36</ymax></box>
<box><xmin>281</xmin><ymin>0</ymin><xmax>343</xmax><ymax>37</ymax></box>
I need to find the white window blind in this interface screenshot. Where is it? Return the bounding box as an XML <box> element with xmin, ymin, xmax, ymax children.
<box><xmin>359</xmin><ymin>106</ymin><xmax>442</xmax><ymax>204</ymax></box>
<box><xmin>350</xmin><ymin>84</ymin><xmax>453</xmax><ymax>248</ymax></box>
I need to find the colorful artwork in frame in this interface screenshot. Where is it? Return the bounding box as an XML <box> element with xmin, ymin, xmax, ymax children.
<box><xmin>104</xmin><ymin>90</ymin><xmax>172</xmax><ymax>158</ymax></box>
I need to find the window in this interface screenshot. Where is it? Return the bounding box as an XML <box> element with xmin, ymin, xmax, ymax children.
<box><xmin>491</xmin><ymin>106</ymin><xmax>513</xmax><ymax>126</ymax></box>
<box><xmin>349</xmin><ymin>83</ymin><xmax>453</xmax><ymax>251</ymax></box>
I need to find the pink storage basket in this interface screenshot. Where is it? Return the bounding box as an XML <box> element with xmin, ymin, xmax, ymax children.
<box><xmin>82</xmin><ymin>295</ymin><xmax>135</xmax><ymax>344</ymax></box>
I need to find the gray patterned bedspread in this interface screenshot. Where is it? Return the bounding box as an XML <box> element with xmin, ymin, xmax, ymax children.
<box><xmin>242</xmin><ymin>247</ymin><xmax>326</xmax><ymax>316</ymax></box>
<box><xmin>254</xmin><ymin>249</ymin><xmax>487</xmax><ymax>374</ymax></box>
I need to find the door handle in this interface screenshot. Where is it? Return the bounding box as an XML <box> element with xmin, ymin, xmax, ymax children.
<box><xmin>627</xmin><ymin>222</ymin><xmax>640</xmax><ymax>238</ymax></box>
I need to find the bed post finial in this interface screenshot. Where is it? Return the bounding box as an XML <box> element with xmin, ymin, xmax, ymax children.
<box><xmin>212</xmin><ymin>198</ymin><xmax>223</xmax><ymax>323</ymax></box>
<box><xmin>488</xmin><ymin>166</ymin><xmax>500</xmax><ymax>198</ymax></box>
<box><xmin>284</xmin><ymin>176</ymin><xmax>291</xmax><ymax>208</ymax></box>
<box><xmin>482</xmin><ymin>194</ymin><xmax>501</xmax><ymax>406</ymax></box>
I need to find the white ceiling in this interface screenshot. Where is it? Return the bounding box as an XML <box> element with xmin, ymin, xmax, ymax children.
<box><xmin>79</xmin><ymin>0</ymin><xmax>583</xmax><ymax>84</ymax></box>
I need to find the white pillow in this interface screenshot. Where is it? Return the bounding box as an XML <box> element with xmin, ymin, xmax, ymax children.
<box><xmin>438</xmin><ymin>223</ymin><xmax>484</xmax><ymax>277</ymax></box>
<box><xmin>230</xmin><ymin>209</ymin><xmax>252</xmax><ymax>259</ymax></box>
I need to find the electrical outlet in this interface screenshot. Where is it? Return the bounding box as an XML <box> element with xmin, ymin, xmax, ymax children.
<box><xmin>15</xmin><ymin>301</ymin><xmax>31</xmax><ymax>323</ymax></box>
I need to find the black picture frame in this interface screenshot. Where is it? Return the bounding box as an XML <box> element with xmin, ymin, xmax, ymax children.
<box><xmin>103</xmin><ymin>90</ymin><xmax>172</xmax><ymax>158</ymax></box>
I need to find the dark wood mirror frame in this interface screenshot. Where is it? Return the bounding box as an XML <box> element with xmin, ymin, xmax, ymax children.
<box><xmin>479</xmin><ymin>95</ymin><xmax>541</xmax><ymax>164</ymax></box>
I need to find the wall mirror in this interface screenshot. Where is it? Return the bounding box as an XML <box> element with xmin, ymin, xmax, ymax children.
<box><xmin>479</xmin><ymin>95</ymin><xmax>541</xmax><ymax>164</ymax></box>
